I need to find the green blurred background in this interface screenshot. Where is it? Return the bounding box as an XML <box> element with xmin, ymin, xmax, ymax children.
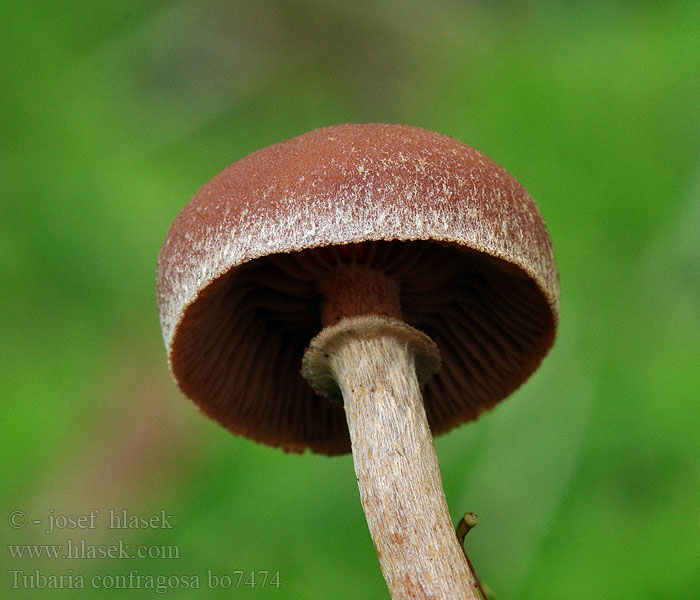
<box><xmin>2</xmin><ymin>1</ymin><xmax>699</xmax><ymax>598</ymax></box>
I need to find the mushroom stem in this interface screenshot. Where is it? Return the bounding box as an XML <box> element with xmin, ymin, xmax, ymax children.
<box><xmin>302</xmin><ymin>266</ymin><xmax>480</xmax><ymax>599</ymax></box>
<box><xmin>335</xmin><ymin>333</ymin><xmax>479</xmax><ymax>599</ymax></box>
<box><xmin>319</xmin><ymin>265</ymin><xmax>403</xmax><ymax>324</ymax></box>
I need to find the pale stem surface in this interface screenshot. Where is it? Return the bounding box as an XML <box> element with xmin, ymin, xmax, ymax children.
<box><xmin>331</xmin><ymin>334</ymin><xmax>480</xmax><ymax>600</ymax></box>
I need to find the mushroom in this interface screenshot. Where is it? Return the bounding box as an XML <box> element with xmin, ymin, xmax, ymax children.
<box><xmin>156</xmin><ymin>123</ymin><xmax>559</xmax><ymax>599</ymax></box>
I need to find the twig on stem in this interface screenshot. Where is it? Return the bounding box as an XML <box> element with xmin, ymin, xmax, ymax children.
<box><xmin>456</xmin><ymin>512</ymin><xmax>489</xmax><ymax>600</ymax></box>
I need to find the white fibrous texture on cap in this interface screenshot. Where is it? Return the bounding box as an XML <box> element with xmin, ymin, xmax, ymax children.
<box><xmin>157</xmin><ymin>124</ymin><xmax>558</xmax><ymax>350</ymax></box>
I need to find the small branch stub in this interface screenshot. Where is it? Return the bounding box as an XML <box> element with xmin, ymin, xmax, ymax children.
<box><xmin>456</xmin><ymin>512</ymin><xmax>479</xmax><ymax>547</ymax></box>
<box><xmin>456</xmin><ymin>512</ymin><xmax>488</xmax><ymax>600</ymax></box>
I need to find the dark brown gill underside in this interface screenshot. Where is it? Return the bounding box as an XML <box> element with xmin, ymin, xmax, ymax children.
<box><xmin>169</xmin><ymin>240</ymin><xmax>556</xmax><ymax>454</ymax></box>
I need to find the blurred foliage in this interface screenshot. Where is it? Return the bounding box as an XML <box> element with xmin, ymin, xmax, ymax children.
<box><xmin>2</xmin><ymin>1</ymin><xmax>699</xmax><ymax>598</ymax></box>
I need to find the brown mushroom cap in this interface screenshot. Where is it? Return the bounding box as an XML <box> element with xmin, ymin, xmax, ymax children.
<box><xmin>157</xmin><ymin>123</ymin><xmax>559</xmax><ymax>455</ymax></box>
